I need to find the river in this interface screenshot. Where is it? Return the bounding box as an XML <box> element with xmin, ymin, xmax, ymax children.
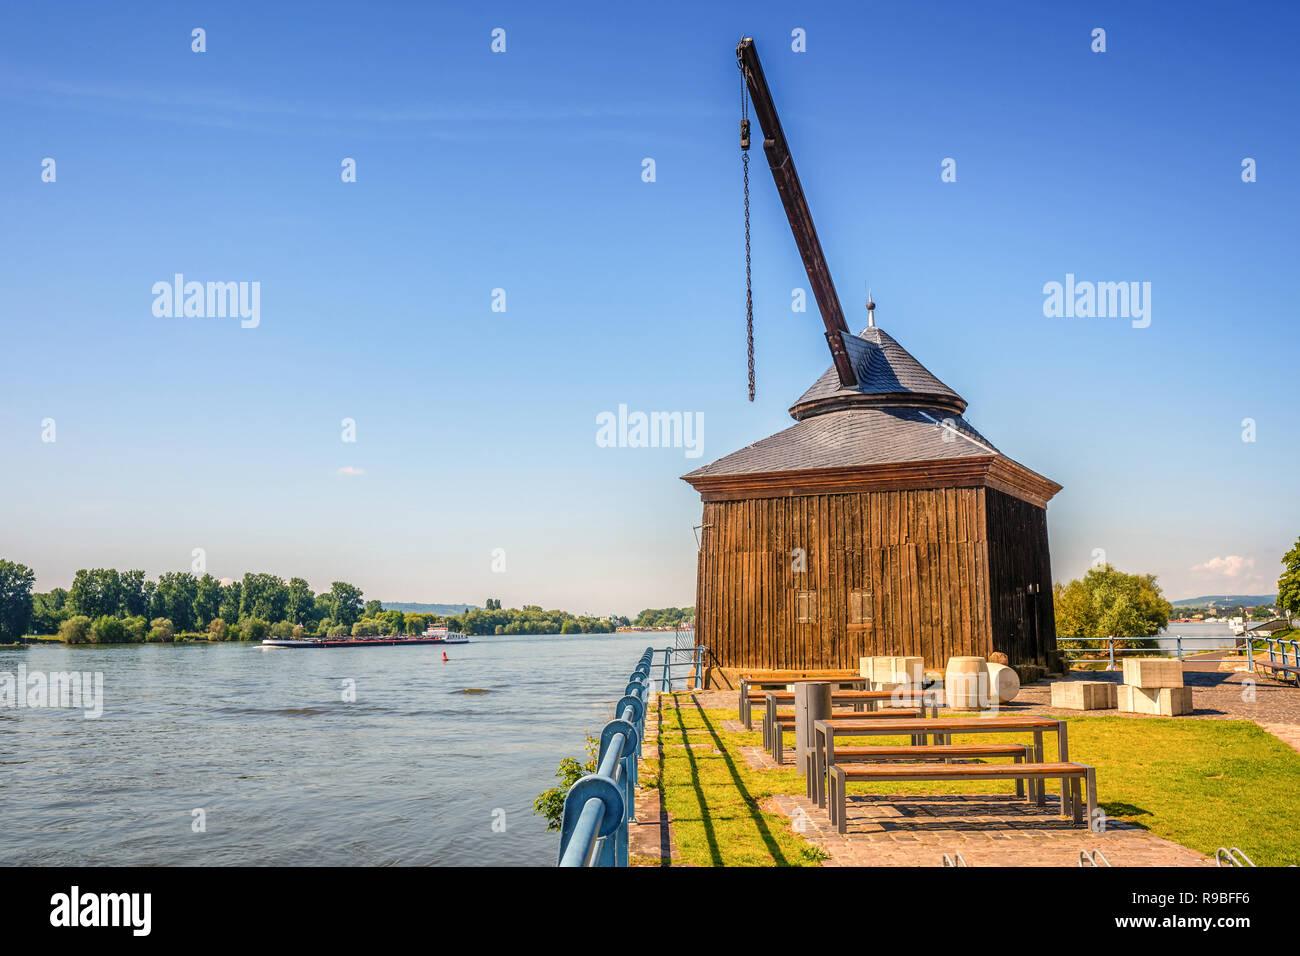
<box><xmin>0</xmin><ymin>633</ymin><xmax>655</xmax><ymax>866</ymax></box>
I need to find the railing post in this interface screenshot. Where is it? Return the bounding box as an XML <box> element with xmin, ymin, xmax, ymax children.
<box><xmin>1108</xmin><ymin>638</ymin><xmax>1115</xmax><ymax>671</ymax></box>
<box><xmin>1176</xmin><ymin>635</ymin><xmax>1183</xmax><ymax>662</ymax></box>
<box><xmin>1246</xmin><ymin>637</ymin><xmax>1254</xmax><ymax>672</ymax></box>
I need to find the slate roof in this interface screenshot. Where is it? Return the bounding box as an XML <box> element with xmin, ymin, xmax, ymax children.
<box><xmin>790</xmin><ymin>326</ymin><xmax>966</xmax><ymax>420</ymax></box>
<box><xmin>683</xmin><ymin>405</ymin><xmax>999</xmax><ymax>480</ymax></box>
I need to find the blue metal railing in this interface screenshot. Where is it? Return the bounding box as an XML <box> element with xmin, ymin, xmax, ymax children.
<box><xmin>652</xmin><ymin>643</ymin><xmax>707</xmax><ymax>692</ymax></box>
<box><xmin>1058</xmin><ymin>634</ymin><xmax>1247</xmax><ymax>668</ymax></box>
<box><xmin>556</xmin><ymin>647</ymin><xmax>652</xmax><ymax>866</ymax></box>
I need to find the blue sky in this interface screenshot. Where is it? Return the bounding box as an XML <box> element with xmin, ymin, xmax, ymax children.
<box><xmin>2</xmin><ymin>1</ymin><xmax>1297</xmax><ymax>612</ymax></box>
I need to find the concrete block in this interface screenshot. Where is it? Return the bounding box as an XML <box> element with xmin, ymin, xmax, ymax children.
<box><xmin>892</xmin><ymin>656</ymin><xmax>923</xmax><ymax>686</ymax></box>
<box><xmin>1117</xmin><ymin>684</ymin><xmax>1193</xmax><ymax>716</ymax></box>
<box><xmin>1122</xmin><ymin>657</ymin><xmax>1184</xmax><ymax>688</ymax></box>
<box><xmin>1050</xmin><ymin>680</ymin><xmax>1117</xmax><ymax>710</ymax></box>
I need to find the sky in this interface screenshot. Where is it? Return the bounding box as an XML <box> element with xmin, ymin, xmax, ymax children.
<box><xmin>2</xmin><ymin>1</ymin><xmax>1297</xmax><ymax>614</ymax></box>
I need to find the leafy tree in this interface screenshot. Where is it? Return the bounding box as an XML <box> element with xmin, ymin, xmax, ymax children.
<box><xmin>59</xmin><ymin>615</ymin><xmax>91</xmax><ymax>644</ymax></box>
<box><xmin>364</xmin><ymin>599</ymin><xmax>384</xmax><ymax>619</ymax></box>
<box><xmin>118</xmin><ymin>570</ymin><xmax>149</xmax><ymax>617</ymax></box>
<box><xmin>1250</xmin><ymin>604</ymin><xmax>1275</xmax><ymax>621</ymax></box>
<box><xmin>194</xmin><ymin>574</ymin><xmax>221</xmax><ymax>625</ymax></box>
<box><xmin>242</xmin><ymin>618</ymin><xmax>270</xmax><ymax>642</ymax></box>
<box><xmin>240</xmin><ymin>573</ymin><xmax>288</xmax><ymax>623</ymax></box>
<box><xmin>269</xmin><ymin>621</ymin><xmax>294</xmax><ymax>639</ymax></box>
<box><xmin>150</xmin><ymin>618</ymin><xmax>176</xmax><ymax>642</ymax></box>
<box><xmin>1277</xmin><ymin>536</ymin><xmax>1300</xmax><ymax>618</ymax></box>
<box><xmin>68</xmin><ymin>568</ymin><xmax>122</xmax><ymax>619</ymax></box>
<box><xmin>286</xmin><ymin>577</ymin><xmax>315</xmax><ymax>624</ymax></box>
<box><xmin>0</xmin><ymin>559</ymin><xmax>37</xmax><ymax>642</ymax></box>
<box><xmin>1053</xmin><ymin>565</ymin><xmax>1172</xmax><ymax>647</ymax></box>
<box><xmin>329</xmin><ymin>582</ymin><xmax>363</xmax><ymax>627</ymax></box>
<box><xmin>205</xmin><ymin>618</ymin><xmax>226</xmax><ymax>642</ymax></box>
<box><xmin>31</xmin><ymin>588</ymin><xmax>69</xmax><ymax>634</ymax></box>
<box><xmin>219</xmin><ymin>580</ymin><xmax>242</xmax><ymax>625</ymax></box>
<box><xmin>153</xmin><ymin>572</ymin><xmax>198</xmax><ymax>631</ymax></box>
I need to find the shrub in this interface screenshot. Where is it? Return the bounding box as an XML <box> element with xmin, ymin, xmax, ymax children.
<box><xmin>89</xmin><ymin>615</ymin><xmax>126</xmax><ymax>644</ymax></box>
<box><xmin>122</xmin><ymin>615</ymin><xmax>149</xmax><ymax>643</ymax></box>
<box><xmin>205</xmin><ymin>618</ymin><xmax>226</xmax><ymax>642</ymax></box>
<box><xmin>269</xmin><ymin>621</ymin><xmax>294</xmax><ymax>639</ymax></box>
<box><xmin>242</xmin><ymin>618</ymin><xmax>269</xmax><ymax>642</ymax></box>
<box><xmin>226</xmin><ymin>623</ymin><xmax>243</xmax><ymax>642</ymax></box>
<box><xmin>59</xmin><ymin>615</ymin><xmax>91</xmax><ymax>645</ymax></box>
<box><xmin>327</xmin><ymin>624</ymin><xmax>349</xmax><ymax>637</ymax></box>
<box><xmin>147</xmin><ymin>617</ymin><xmax>175</xmax><ymax>642</ymax></box>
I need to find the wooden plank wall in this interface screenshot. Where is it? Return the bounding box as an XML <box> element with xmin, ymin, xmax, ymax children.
<box><xmin>696</xmin><ymin>487</ymin><xmax>998</xmax><ymax>670</ymax></box>
<box><xmin>984</xmin><ymin>488</ymin><xmax>1057</xmax><ymax>665</ymax></box>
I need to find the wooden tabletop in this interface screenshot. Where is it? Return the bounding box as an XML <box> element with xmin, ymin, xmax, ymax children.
<box><xmin>815</xmin><ymin>715</ymin><xmax>1062</xmax><ymax>734</ymax></box>
<box><xmin>752</xmin><ymin>689</ymin><xmax>933</xmax><ymax>701</ymax></box>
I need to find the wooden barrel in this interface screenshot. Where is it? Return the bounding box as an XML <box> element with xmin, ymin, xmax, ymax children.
<box><xmin>986</xmin><ymin>662</ymin><xmax>1021</xmax><ymax>703</ymax></box>
<box><xmin>944</xmin><ymin>656</ymin><xmax>989</xmax><ymax>710</ymax></box>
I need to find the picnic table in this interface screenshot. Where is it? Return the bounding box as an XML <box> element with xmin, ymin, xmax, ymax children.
<box><xmin>812</xmin><ymin>714</ymin><xmax>1071</xmax><ymax>814</ymax></box>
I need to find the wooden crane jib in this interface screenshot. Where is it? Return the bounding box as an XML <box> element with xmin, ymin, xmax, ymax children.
<box><xmin>736</xmin><ymin>36</ymin><xmax>857</xmax><ymax>389</ymax></box>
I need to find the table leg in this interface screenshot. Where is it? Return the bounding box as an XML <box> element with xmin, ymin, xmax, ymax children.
<box><xmin>1032</xmin><ymin>730</ymin><xmax>1045</xmax><ymax>806</ymax></box>
<box><xmin>1058</xmin><ymin>721</ymin><xmax>1070</xmax><ymax>819</ymax></box>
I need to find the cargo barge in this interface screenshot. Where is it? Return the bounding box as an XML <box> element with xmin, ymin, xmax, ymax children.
<box><xmin>263</xmin><ymin>625</ymin><xmax>470</xmax><ymax>649</ymax></box>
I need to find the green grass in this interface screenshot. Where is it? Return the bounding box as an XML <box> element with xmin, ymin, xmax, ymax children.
<box><xmin>647</xmin><ymin>696</ymin><xmax>1300</xmax><ymax>867</ymax></box>
<box><xmin>641</xmin><ymin>694</ymin><xmax>825</xmax><ymax>866</ymax></box>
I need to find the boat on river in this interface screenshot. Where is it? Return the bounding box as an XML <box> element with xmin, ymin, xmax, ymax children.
<box><xmin>262</xmin><ymin>626</ymin><xmax>470</xmax><ymax>649</ymax></box>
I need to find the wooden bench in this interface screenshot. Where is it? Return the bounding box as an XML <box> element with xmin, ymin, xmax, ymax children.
<box><xmin>770</xmin><ymin>710</ymin><xmax>925</xmax><ymax>764</ymax></box>
<box><xmin>812</xmin><ymin>715</ymin><xmax>1070</xmax><ymax>813</ymax></box>
<box><xmin>738</xmin><ymin>675</ymin><xmax>867</xmax><ymax>727</ymax></box>
<box><xmin>1249</xmin><ymin>639</ymin><xmax>1300</xmax><ymax>685</ymax></box>
<box><xmin>806</xmin><ymin>743</ymin><xmax>1035</xmax><ymax>806</ymax></box>
<box><xmin>827</xmin><ymin>761</ymin><xmax>1097</xmax><ymax>832</ymax></box>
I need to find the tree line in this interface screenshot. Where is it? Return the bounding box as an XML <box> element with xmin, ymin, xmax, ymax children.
<box><xmin>0</xmin><ymin>562</ymin><xmax>644</xmax><ymax>644</ymax></box>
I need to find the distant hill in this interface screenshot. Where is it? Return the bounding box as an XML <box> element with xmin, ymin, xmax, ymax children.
<box><xmin>1172</xmin><ymin>594</ymin><xmax>1276</xmax><ymax>607</ymax></box>
<box><xmin>383</xmin><ymin>602</ymin><xmax>479</xmax><ymax>616</ymax></box>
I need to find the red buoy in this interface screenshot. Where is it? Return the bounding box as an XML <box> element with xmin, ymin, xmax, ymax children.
<box><xmin>442</xmin><ymin>651</ymin><xmax>448</xmax><ymax>662</ymax></box>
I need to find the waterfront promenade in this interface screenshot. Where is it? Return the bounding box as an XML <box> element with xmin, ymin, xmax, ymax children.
<box><xmin>632</xmin><ymin>665</ymin><xmax>1300</xmax><ymax>867</ymax></box>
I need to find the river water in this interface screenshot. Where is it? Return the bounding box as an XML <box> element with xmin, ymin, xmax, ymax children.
<box><xmin>0</xmin><ymin>633</ymin><xmax>655</xmax><ymax>866</ymax></box>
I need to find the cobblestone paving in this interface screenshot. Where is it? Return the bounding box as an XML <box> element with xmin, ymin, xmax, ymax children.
<box><xmin>767</xmin><ymin>791</ymin><xmax>1215</xmax><ymax>867</ymax></box>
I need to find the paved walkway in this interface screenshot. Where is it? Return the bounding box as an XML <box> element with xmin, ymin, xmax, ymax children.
<box><xmin>679</xmin><ymin>662</ymin><xmax>1300</xmax><ymax>866</ymax></box>
<box><xmin>765</xmin><ymin>791</ymin><xmax>1214</xmax><ymax>867</ymax></box>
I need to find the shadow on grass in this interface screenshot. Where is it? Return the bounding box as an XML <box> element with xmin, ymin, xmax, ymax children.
<box><xmin>670</xmin><ymin>695</ymin><xmax>723</xmax><ymax>865</ymax></box>
<box><xmin>687</xmin><ymin>695</ymin><xmax>792</xmax><ymax>866</ymax></box>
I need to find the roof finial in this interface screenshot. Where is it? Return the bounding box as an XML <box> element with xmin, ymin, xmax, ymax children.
<box><xmin>866</xmin><ymin>287</ymin><xmax>876</xmax><ymax>328</ymax></box>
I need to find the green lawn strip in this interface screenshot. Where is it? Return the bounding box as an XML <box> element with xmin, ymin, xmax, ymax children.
<box><xmin>650</xmin><ymin>699</ymin><xmax>1300</xmax><ymax>867</ymax></box>
<box><xmin>644</xmin><ymin>695</ymin><xmax>824</xmax><ymax>866</ymax></box>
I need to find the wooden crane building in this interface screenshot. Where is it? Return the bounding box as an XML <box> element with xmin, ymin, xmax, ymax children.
<box><xmin>683</xmin><ymin>39</ymin><xmax>1062</xmax><ymax>680</ymax></box>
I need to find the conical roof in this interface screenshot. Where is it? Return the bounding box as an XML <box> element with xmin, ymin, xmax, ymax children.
<box><xmin>789</xmin><ymin>327</ymin><xmax>966</xmax><ymax>420</ymax></box>
<box><xmin>683</xmin><ymin>323</ymin><xmax>1061</xmax><ymax>508</ymax></box>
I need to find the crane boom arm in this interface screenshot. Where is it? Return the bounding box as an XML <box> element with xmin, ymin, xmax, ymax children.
<box><xmin>737</xmin><ymin>36</ymin><xmax>856</xmax><ymax>388</ymax></box>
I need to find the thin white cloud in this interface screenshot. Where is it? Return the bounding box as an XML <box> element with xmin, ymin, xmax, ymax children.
<box><xmin>336</xmin><ymin>466</ymin><xmax>365</xmax><ymax>477</ymax></box>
